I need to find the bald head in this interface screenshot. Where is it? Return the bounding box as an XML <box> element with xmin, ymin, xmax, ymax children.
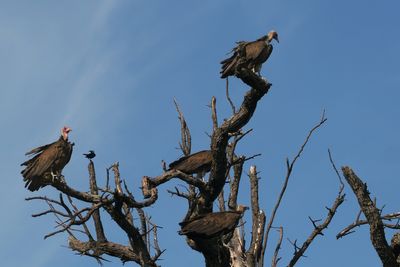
<box><xmin>267</xmin><ymin>30</ymin><xmax>279</xmax><ymax>43</ymax></box>
<box><xmin>236</xmin><ymin>205</ymin><xmax>249</xmax><ymax>213</ymax></box>
<box><xmin>61</xmin><ymin>126</ymin><xmax>72</xmax><ymax>140</ymax></box>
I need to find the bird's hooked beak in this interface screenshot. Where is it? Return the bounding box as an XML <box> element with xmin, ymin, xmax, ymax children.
<box><xmin>237</xmin><ymin>205</ymin><xmax>249</xmax><ymax>213</ymax></box>
<box><xmin>268</xmin><ymin>30</ymin><xmax>279</xmax><ymax>43</ymax></box>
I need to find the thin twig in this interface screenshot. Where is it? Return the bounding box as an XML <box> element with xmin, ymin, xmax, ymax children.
<box><xmin>260</xmin><ymin>113</ymin><xmax>327</xmax><ymax>264</ymax></box>
<box><xmin>211</xmin><ymin>96</ymin><xmax>219</xmax><ymax>132</ymax></box>
<box><xmin>225</xmin><ymin>78</ymin><xmax>236</xmax><ymax>114</ymax></box>
<box><xmin>328</xmin><ymin>149</ymin><xmax>344</xmax><ymax>188</ymax></box>
<box><xmin>174</xmin><ymin>98</ymin><xmax>191</xmax><ymax>155</ymax></box>
<box><xmin>271</xmin><ymin>227</ymin><xmax>283</xmax><ymax>267</ymax></box>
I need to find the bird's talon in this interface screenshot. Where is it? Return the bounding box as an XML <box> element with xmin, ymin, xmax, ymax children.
<box><xmin>59</xmin><ymin>175</ymin><xmax>66</xmax><ymax>183</ymax></box>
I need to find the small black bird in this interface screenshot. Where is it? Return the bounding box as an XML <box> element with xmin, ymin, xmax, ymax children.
<box><xmin>83</xmin><ymin>150</ymin><xmax>96</xmax><ymax>159</ymax></box>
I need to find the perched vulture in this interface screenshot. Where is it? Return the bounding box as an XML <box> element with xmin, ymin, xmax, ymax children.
<box><xmin>179</xmin><ymin>205</ymin><xmax>248</xmax><ymax>239</ymax></box>
<box><xmin>168</xmin><ymin>150</ymin><xmax>212</xmax><ymax>175</ymax></box>
<box><xmin>220</xmin><ymin>30</ymin><xmax>279</xmax><ymax>78</ymax></box>
<box><xmin>83</xmin><ymin>150</ymin><xmax>96</xmax><ymax>159</ymax></box>
<box><xmin>21</xmin><ymin>126</ymin><xmax>74</xmax><ymax>191</ymax></box>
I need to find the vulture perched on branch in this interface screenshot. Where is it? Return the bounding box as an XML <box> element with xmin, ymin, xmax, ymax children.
<box><xmin>169</xmin><ymin>150</ymin><xmax>212</xmax><ymax>175</ymax></box>
<box><xmin>179</xmin><ymin>205</ymin><xmax>248</xmax><ymax>239</ymax></box>
<box><xmin>21</xmin><ymin>126</ymin><xmax>74</xmax><ymax>191</ymax></box>
<box><xmin>220</xmin><ymin>30</ymin><xmax>279</xmax><ymax>78</ymax></box>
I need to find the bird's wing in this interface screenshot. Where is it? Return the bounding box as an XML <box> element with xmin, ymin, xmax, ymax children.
<box><xmin>24</xmin><ymin>141</ymin><xmax>57</xmax><ymax>156</ymax></box>
<box><xmin>180</xmin><ymin>214</ymin><xmax>216</xmax><ymax>236</ymax></box>
<box><xmin>219</xmin><ymin>41</ymin><xmax>251</xmax><ymax>78</ymax></box>
<box><xmin>64</xmin><ymin>142</ymin><xmax>74</xmax><ymax>165</ymax></box>
<box><xmin>21</xmin><ymin>140</ymin><xmax>64</xmax><ymax>178</ymax></box>
<box><xmin>180</xmin><ymin>150</ymin><xmax>210</xmax><ymax>172</ymax></box>
<box><xmin>169</xmin><ymin>150</ymin><xmax>211</xmax><ymax>173</ymax></box>
<box><xmin>180</xmin><ymin>212</ymin><xmax>237</xmax><ymax>237</ymax></box>
<box><xmin>244</xmin><ymin>40</ymin><xmax>267</xmax><ymax>61</ymax></box>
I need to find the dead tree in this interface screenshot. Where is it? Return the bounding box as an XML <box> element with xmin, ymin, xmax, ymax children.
<box><xmin>26</xmin><ymin>160</ymin><xmax>163</xmax><ymax>266</ymax></box>
<box><xmin>25</xmin><ymin>63</ymin><xmax>344</xmax><ymax>266</ymax></box>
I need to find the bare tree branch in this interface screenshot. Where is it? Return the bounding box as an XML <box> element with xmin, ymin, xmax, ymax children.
<box><xmin>271</xmin><ymin>227</ymin><xmax>283</xmax><ymax>267</ymax></box>
<box><xmin>68</xmin><ymin>237</ymin><xmax>139</xmax><ymax>263</ymax></box>
<box><xmin>88</xmin><ymin>159</ymin><xmax>107</xmax><ymax>242</ymax></box>
<box><xmin>207</xmin><ymin>69</ymin><xmax>272</xmax><ymax>210</ymax></box>
<box><xmin>247</xmin><ymin>165</ymin><xmax>265</xmax><ymax>263</ymax></box>
<box><xmin>227</xmin><ymin>157</ymin><xmax>243</xmax><ymax>210</ymax></box>
<box><xmin>341</xmin><ymin>166</ymin><xmax>397</xmax><ymax>267</ymax></box>
<box><xmin>225</xmin><ymin>78</ymin><xmax>236</xmax><ymax>114</ymax></box>
<box><xmin>337</xmin><ymin>212</ymin><xmax>400</xmax><ymax>239</ymax></box>
<box><xmin>218</xmin><ymin>189</ymin><xmax>226</xmax><ymax>212</ymax></box>
<box><xmin>174</xmin><ymin>98</ymin><xmax>191</xmax><ymax>155</ymax></box>
<box><xmin>143</xmin><ymin>169</ymin><xmax>207</xmax><ymax>194</ymax></box>
<box><xmin>287</xmin><ymin>188</ymin><xmax>345</xmax><ymax>267</ymax></box>
<box><xmin>211</xmin><ymin>96</ymin><xmax>219</xmax><ymax>132</ymax></box>
<box><xmin>260</xmin><ymin>112</ymin><xmax>327</xmax><ymax>264</ymax></box>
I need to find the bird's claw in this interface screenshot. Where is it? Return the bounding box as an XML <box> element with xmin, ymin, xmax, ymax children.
<box><xmin>59</xmin><ymin>175</ymin><xmax>66</xmax><ymax>184</ymax></box>
<box><xmin>50</xmin><ymin>171</ymin><xmax>58</xmax><ymax>182</ymax></box>
<box><xmin>50</xmin><ymin>171</ymin><xmax>66</xmax><ymax>184</ymax></box>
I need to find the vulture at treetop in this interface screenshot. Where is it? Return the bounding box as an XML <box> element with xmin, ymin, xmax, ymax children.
<box><xmin>179</xmin><ymin>205</ymin><xmax>248</xmax><ymax>239</ymax></box>
<box><xmin>220</xmin><ymin>30</ymin><xmax>279</xmax><ymax>78</ymax></box>
<box><xmin>168</xmin><ymin>150</ymin><xmax>212</xmax><ymax>175</ymax></box>
<box><xmin>21</xmin><ymin>126</ymin><xmax>74</xmax><ymax>191</ymax></box>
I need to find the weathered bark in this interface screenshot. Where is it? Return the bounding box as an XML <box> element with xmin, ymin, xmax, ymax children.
<box><xmin>246</xmin><ymin>166</ymin><xmax>266</xmax><ymax>266</ymax></box>
<box><xmin>88</xmin><ymin>160</ymin><xmax>107</xmax><ymax>242</ymax></box>
<box><xmin>342</xmin><ymin>166</ymin><xmax>398</xmax><ymax>267</ymax></box>
<box><xmin>69</xmin><ymin>237</ymin><xmax>137</xmax><ymax>263</ymax></box>
<box><xmin>206</xmin><ymin>69</ymin><xmax>271</xmax><ymax>209</ymax></box>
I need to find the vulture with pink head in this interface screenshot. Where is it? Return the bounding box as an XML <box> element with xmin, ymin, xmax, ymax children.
<box><xmin>21</xmin><ymin>126</ymin><xmax>74</xmax><ymax>191</ymax></box>
<box><xmin>220</xmin><ymin>30</ymin><xmax>279</xmax><ymax>78</ymax></box>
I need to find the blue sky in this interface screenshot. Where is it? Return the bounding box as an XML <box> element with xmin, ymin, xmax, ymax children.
<box><xmin>1</xmin><ymin>1</ymin><xmax>400</xmax><ymax>266</ymax></box>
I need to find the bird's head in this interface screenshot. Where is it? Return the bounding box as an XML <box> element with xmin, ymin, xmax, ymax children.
<box><xmin>267</xmin><ymin>30</ymin><xmax>279</xmax><ymax>43</ymax></box>
<box><xmin>236</xmin><ymin>205</ymin><xmax>249</xmax><ymax>213</ymax></box>
<box><xmin>61</xmin><ymin>126</ymin><xmax>72</xmax><ymax>140</ymax></box>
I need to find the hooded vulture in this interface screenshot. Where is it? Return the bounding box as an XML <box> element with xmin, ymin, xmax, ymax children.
<box><xmin>21</xmin><ymin>126</ymin><xmax>74</xmax><ymax>191</ymax></box>
<box><xmin>179</xmin><ymin>205</ymin><xmax>248</xmax><ymax>239</ymax></box>
<box><xmin>220</xmin><ymin>30</ymin><xmax>279</xmax><ymax>78</ymax></box>
<box><xmin>168</xmin><ymin>150</ymin><xmax>212</xmax><ymax>175</ymax></box>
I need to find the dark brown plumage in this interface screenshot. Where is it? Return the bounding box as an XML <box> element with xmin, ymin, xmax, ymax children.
<box><xmin>21</xmin><ymin>126</ymin><xmax>74</xmax><ymax>191</ymax></box>
<box><xmin>220</xmin><ymin>30</ymin><xmax>279</xmax><ymax>78</ymax></box>
<box><xmin>179</xmin><ymin>205</ymin><xmax>248</xmax><ymax>239</ymax></box>
<box><xmin>168</xmin><ymin>150</ymin><xmax>212</xmax><ymax>175</ymax></box>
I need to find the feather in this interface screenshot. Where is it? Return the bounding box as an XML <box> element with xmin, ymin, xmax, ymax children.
<box><xmin>179</xmin><ymin>205</ymin><xmax>248</xmax><ymax>239</ymax></box>
<box><xmin>169</xmin><ymin>150</ymin><xmax>212</xmax><ymax>175</ymax></box>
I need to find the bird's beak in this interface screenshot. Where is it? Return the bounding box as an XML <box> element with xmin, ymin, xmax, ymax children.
<box><xmin>275</xmin><ymin>36</ymin><xmax>279</xmax><ymax>43</ymax></box>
